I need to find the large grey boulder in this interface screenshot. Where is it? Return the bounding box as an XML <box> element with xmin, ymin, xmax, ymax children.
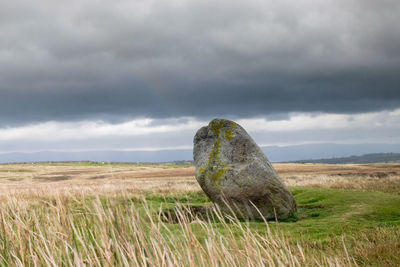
<box><xmin>193</xmin><ymin>118</ymin><xmax>296</xmax><ymax>220</ymax></box>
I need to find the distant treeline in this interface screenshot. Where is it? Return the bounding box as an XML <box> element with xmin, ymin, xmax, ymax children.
<box><xmin>291</xmin><ymin>153</ymin><xmax>400</xmax><ymax>164</ymax></box>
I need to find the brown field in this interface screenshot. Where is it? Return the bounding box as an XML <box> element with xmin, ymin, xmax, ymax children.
<box><xmin>0</xmin><ymin>162</ymin><xmax>399</xmax><ymax>266</ymax></box>
<box><xmin>1</xmin><ymin>162</ymin><xmax>399</xmax><ymax>198</ymax></box>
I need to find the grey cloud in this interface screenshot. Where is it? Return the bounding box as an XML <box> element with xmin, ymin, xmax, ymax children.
<box><xmin>1</xmin><ymin>121</ymin><xmax>399</xmax><ymax>153</ymax></box>
<box><xmin>1</xmin><ymin>0</ymin><xmax>400</xmax><ymax>126</ymax></box>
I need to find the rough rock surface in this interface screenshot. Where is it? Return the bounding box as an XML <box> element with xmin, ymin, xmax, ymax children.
<box><xmin>193</xmin><ymin>118</ymin><xmax>296</xmax><ymax>220</ymax></box>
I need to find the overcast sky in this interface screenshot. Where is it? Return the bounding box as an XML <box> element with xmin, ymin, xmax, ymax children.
<box><xmin>1</xmin><ymin>0</ymin><xmax>399</xmax><ymax>155</ymax></box>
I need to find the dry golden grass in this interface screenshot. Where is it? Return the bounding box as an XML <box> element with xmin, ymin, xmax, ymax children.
<box><xmin>276</xmin><ymin>163</ymin><xmax>400</xmax><ymax>193</ymax></box>
<box><xmin>0</xmin><ymin>162</ymin><xmax>399</xmax><ymax>266</ymax></box>
<box><xmin>0</xmin><ymin>163</ymin><xmax>399</xmax><ymax>198</ymax></box>
<box><xmin>0</xmin><ymin>164</ymin><xmax>198</xmax><ymax>199</ymax></box>
<box><xmin>0</xmin><ymin>191</ymin><xmax>358</xmax><ymax>266</ymax></box>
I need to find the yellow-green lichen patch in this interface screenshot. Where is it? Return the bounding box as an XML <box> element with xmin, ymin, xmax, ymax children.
<box><xmin>199</xmin><ymin>160</ymin><xmax>228</xmax><ymax>184</ymax></box>
<box><xmin>225</xmin><ymin>122</ymin><xmax>235</xmax><ymax>140</ymax></box>
<box><xmin>197</xmin><ymin>120</ymin><xmax>236</xmax><ymax>185</ymax></box>
<box><xmin>212</xmin><ymin>169</ymin><xmax>225</xmax><ymax>182</ymax></box>
<box><xmin>199</xmin><ymin>135</ymin><xmax>229</xmax><ymax>183</ymax></box>
<box><xmin>199</xmin><ymin>137</ymin><xmax>228</xmax><ymax>184</ymax></box>
<box><xmin>211</xmin><ymin>165</ymin><xmax>230</xmax><ymax>182</ymax></box>
<box><xmin>208</xmin><ymin>137</ymin><xmax>221</xmax><ymax>162</ymax></box>
<box><xmin>210</xmin><ymin>120</ymin><xmax>224</xmax><ymax>135</ymax></box>
<box><xmin>198</xmin><ymin>167</ymin><xmax>204</xmax><ymax>175</ymax></box>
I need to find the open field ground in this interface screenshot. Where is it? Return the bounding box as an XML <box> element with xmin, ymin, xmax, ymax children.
<box><xmin>1</xmin><ymin>162</ymin><xmax>400</xmax><ymax>196</ymax></box>
<box><xmin>0</xmin><ymin>162</ymin><xmax>399</xmax><ymax>266</ymax></box>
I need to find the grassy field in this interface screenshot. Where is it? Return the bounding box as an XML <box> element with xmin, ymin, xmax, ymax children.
<box><xmin>0</xmin><ymin>162</ymin><xmax>399</xmax><ymax>266</ymax></box>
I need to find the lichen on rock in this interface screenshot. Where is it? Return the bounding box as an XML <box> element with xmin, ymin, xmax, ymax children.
<box><xmin>198</xmin><ymin>121</ymin><xmax>232</xmax><ymax>183</ymax></box>
<box><xmin>224</xmin><ymin>122</ymin><xmax>235</xmax><ymax>140</ymax></box>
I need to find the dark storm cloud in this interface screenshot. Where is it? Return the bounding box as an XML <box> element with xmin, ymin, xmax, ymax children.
<box><xmin>1</xmin><ymin>0</ymin><xmax>400</xmax><ymax>126</ymax></box>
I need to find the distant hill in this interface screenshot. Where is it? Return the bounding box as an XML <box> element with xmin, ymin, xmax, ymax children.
<box><xmin>0</xmin><ymin>150</ymin><xmax>194</xmax><ymax>164</ymax></box>
<box><xmin>261</xmin><ymin>143</ymin><xmax>400</xmax><ymax>162</ymax></box>
<box><xmin>291</xmin><ymin>153</ymin><xmax>400</xmax><ymax>164</ymax></box>
<box><xmin>1</xmin><ymin>143</ymin><xmax>400</xmax><ymax>164</ymax></box>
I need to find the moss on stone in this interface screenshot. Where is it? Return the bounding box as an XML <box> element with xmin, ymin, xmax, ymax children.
<box><xmin>198</xmin><ymin>120</ymin><xmax>237</xmax><ymax>184</ymax></box>
<box><xmin>225</xmin><ymin>122</ymin><xmax>235</xmax><ymax>140</ymax></box>
<box><xmin>208</xmin><ymin>137</ymin><xmax>221</xmax><ymax>162</ymax></box>
<box><xmin>212</xmin><ymin>168</ymin><xmax>226</xmax><ymax>182</ymax></box>
<box><xmin>210</xmin><ymin>120</ymin><xmax>224</xmax><ymax>135</ymax></box>
<box><xmin>198</xmin><ymin>167</ymin><xmax>204</xmax><ymax>175</ymax></box>
<box><xmin>200</xmin><ymin>136</ymin><xmax>228</xmax><ymax>183</ymax></box>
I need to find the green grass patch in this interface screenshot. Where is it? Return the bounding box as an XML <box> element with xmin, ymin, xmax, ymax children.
<box><xmin>144</xmin><ymin>187</ymin><xmax>400</xmax><ymax>241</ymax></box>
<box><xmin>276</xmin><ymin>187</ymin><xmax>400</xmax><ymax>239</ymax></box>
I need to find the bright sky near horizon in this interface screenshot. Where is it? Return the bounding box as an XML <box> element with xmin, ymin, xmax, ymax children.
<box><xmin>1</xmin><ymin>0</ymin><xmax>399</xmax><ymax>155</ymax></box>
